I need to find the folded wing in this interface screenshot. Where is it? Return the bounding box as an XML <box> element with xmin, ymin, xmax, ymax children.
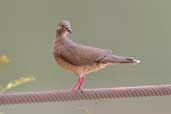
<box><xmin>59</xmin><ymin>39</ymin><xmax>139</xmax><ymax>66</ymax></box>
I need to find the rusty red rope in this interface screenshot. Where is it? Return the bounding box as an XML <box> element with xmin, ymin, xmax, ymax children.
<box><xmin>0</xmin><ymin>84</ymin><xmax>171</xmax><ymax>105</ymax></box>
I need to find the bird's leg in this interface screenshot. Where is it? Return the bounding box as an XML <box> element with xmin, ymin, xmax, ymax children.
<box><xmin>72</xmin><ymin>78</ymin><xmax>82</xmax><ymax>90</ymax></box>
<box><xmin>77</xmin><ymin>76</ymin><xmax>85</xmax><ymax>90</ymax></box>
<box><xmin>72</xmin><ymin>75</ymin><xmax>85</xmax><ymax>90</ymax></box>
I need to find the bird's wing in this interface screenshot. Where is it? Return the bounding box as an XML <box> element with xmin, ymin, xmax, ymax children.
<box><xmin>60</xmin><ymin>41</ymin><xmax>109</xmax><ymax>66</ymax></box>
<box><xmin>59</xmin><ymin>39</ymin><xmax>138</xmax><ymax>65</ymax></box>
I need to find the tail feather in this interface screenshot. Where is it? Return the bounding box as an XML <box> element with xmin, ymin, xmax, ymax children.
<box><xmin>124</xmin><ymin>58</ymin><xmax>140</xmax><ymax>64</ymax></box>
<box><xmin>102</xmin><ymin>54</ymin><xmax>140</xmax><ymax>64</ymax></box>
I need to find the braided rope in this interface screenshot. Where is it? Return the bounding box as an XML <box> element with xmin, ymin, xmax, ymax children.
<box><xmin>0</xmin><ymin>84</ymin><xmax>171</xmax><ymax>105</ymax></box>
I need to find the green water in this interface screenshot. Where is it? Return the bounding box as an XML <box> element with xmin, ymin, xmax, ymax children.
<box><xmin>0</xmin><ymin>0</ymin><xmax>170</xmax><ymax>114</ymax></box>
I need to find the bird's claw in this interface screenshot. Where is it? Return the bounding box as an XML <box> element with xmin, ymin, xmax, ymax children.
<box><xmin>71</xmin><ymin>88</ymin><xmax>84</xmax><ymax>93</ymax></box>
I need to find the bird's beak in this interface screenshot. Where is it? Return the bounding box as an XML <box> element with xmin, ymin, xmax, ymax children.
<box><xmin>68</xmin><ymin>28</ymin><xmax>72</xmax><ymax>33</ymax></box>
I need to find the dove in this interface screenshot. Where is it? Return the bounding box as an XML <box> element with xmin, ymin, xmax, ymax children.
<box><xmin>53</xmin><ymin>20</ymin><xmax>140</xmax><ymax>90</ymax></box>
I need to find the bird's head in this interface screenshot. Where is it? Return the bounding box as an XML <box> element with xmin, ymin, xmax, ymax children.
<box><xmin>56</xmin><ymin>20</ymin><xmax>72</xmax><ymax>37</ymax></box>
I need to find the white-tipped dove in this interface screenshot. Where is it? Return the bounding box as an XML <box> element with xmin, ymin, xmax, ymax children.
<box><xmin>53</xmin><ymin>20</ymin><xmax>140</xmax><ymax>90</ymax></box>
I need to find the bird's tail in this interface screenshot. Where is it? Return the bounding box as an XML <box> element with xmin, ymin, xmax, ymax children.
<box><xmin>122</xmin><ymin>57</ymin><xmax>140</xmax><ymax>64</ymax></box>
<box><xmin>102</xmin><ymin>54</ymin><xmax>140</xmax><ymax>64</ymax></box>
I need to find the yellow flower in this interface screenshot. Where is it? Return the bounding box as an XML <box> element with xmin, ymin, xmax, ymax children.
<box><xmin>0</xmin><ymin>55</ymin><xmax>9</xmax><ymax>64</ymax></box>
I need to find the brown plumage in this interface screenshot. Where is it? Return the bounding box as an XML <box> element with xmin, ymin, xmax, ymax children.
<box><xmin>53</xmin><ymin>20</ymin><xmax>140</xmax><ymax>90</ymax></box>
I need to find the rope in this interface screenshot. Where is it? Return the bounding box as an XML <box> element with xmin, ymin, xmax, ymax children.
<box><xmin>0</xmin><ymin>84</ymin><xmax>171</xmax><ymax>105</ymax></box>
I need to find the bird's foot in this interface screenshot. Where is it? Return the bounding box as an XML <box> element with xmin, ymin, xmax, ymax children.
<box><xmin>71</xmin><ymin>87</ymin><xmax>84</xmax><ymax>93</ymax></box>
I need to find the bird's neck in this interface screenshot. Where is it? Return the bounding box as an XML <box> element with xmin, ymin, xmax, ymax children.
<box><xmin>56</xmin><ymin>31</ymin><xmax>69</xmax><ymax>39</ymax></box>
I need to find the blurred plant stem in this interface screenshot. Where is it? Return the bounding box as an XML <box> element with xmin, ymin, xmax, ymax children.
<box><xmin>0</xmin><ymin>55</ymin><xmax>35</xmax><ymax>92</ymax></box>
<box><xmin>0</xmin><ymin>76</ymin><xmax>35</xmax><ymax>92</ymax></box>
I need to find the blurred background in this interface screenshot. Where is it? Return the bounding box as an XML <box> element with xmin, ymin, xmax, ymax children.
<box><xmin>0</xmin><ymin>0</ymin><xmax>170</xmax><ymax>114</ymax></box>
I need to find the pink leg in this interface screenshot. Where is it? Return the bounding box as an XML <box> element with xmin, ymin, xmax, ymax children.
<box><xmin>72</xmin><ymin>76</ymin><xmax>85</xmax><ymax>90</ymax></box>
<box><xmin>72</xmin><ymin>77</ymin><xmax>82</xmax><ymax>90</ymax></box>
<box><xmin>76</xmin><ymin>76</ymin><xmax>85</xmax><ymax>90</ymax></box>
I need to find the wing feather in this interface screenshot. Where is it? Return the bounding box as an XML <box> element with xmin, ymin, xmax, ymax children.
<box><xmin>60</xmin><ymin>39</ymin><xmax>108</xmax><ymax>66</ymax></box>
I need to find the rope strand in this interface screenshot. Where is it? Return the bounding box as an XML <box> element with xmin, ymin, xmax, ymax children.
<box><xmin>0</xmin><ymin>84</ymin><xmax>171</xmax><ymax>105</ymax></box>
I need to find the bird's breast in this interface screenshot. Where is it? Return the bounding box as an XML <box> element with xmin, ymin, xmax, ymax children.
<box><xmin>55</xmin><ymin>57</ymin><xmax>111</xmax><ymax>76</ymax></box>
